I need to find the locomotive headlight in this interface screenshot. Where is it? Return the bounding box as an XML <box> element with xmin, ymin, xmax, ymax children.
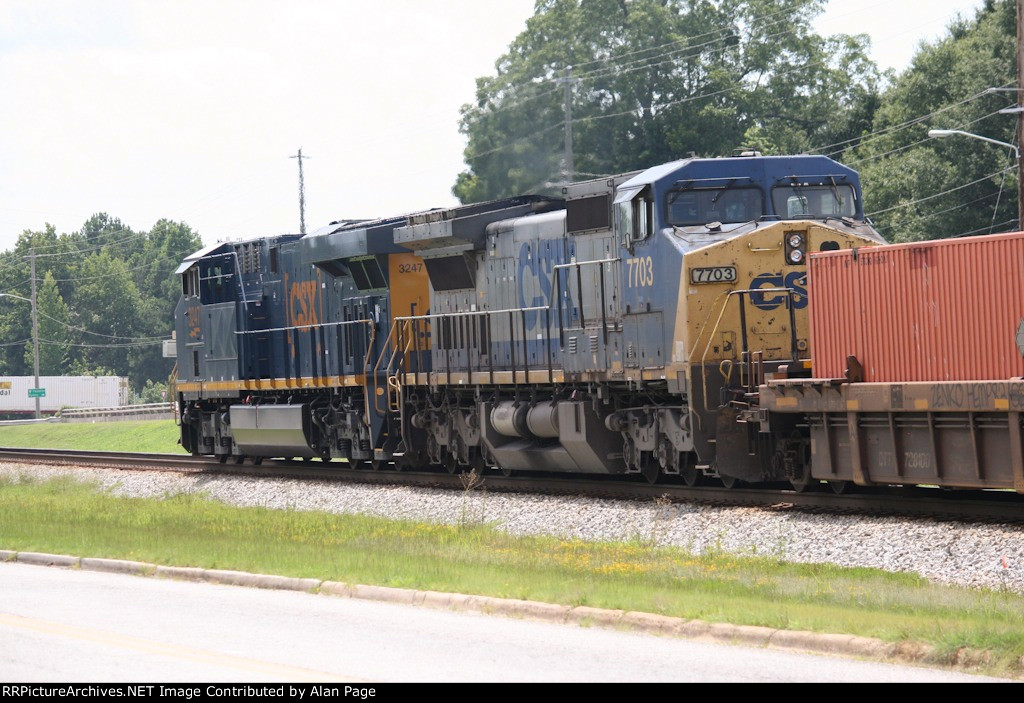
<box><xmin>784</xmin><ymin>230</ymin><xmax>807</xmax><ymax>266</ymax></box>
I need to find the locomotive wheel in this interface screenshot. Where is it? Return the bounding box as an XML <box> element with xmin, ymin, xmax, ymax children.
<box><xmin>370</xmin><ymin>460</ymin><xmax>386</xmax><ymax>471</ymax></box>
<box><xmin>720</xmin><ymin>474</ymin><xmax>739</xmax><ymax>489</ymax></box>
<box><xmin>443</xmin><ymin>453</ymin><xmax>459</xmax><ymax>474</ymax></box>
<box><xmin>680</xmin><ymin>464</ymin><xmax>700</xmax><ymax>487</ymax></box>
<box><xmin>640</xmin><ymin>454</ymin><xmax>660</xmax><ymax>485</ymax></box>
<box><xmin>397</xmin><ymin>450</ymin><xmax>426</xmax><ymax>470</ymax></box>
<box><xmin>500</xmin><ymin>466</ymin><xmax>514</xmax><ymax>477</ymax></box>
<box><xmin>252</xmin><ymin>457</ymin><xmax>263</xmax><ymax>466</ymax></box>
<box><xmin>789</xmin><ymin>474</ymin><xmax>816</xmax><ymax>492</ymax></box>
<box><xmin>234</xmin><ymin>455</ymin><xmax>244</xmax><ymax>464</ymax></box>
<box><xmin>217</xmin><ymin>455</ymin><xmax>228</xmax><ymax>464</ymax></box>
<box><xmin>828</xmin><ymin>480</ymin><xmax>850</xmax><ymax>495</ymax></box>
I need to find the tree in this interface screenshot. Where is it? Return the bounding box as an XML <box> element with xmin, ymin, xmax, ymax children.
<box><xmin>847</xmin><ymin>0</ymin><xmax>1018</xmax><ymax>242</ymax></box>
<box><xmin>454</xmin><ymin>0</ymin><xmax>881</xmax><ymax>203</ymax></box>
<box><xmin>0</xmin><ymin>215</ymin><xmax>199</xmax><ymax>391</ymax></box>
<box><xmin>69</xmin><ymin>251</ymin><xmax>143</xmax><ymax>377</ymax></box>
<box><xmin>129</xmin><ymin>219</ymin><xmax>202</xmax><ymax>388</ymax></box>
<box><xmin>26</xmin><ymin>272</ymin><xmax>74</xmax><ymax>375</ymax></box>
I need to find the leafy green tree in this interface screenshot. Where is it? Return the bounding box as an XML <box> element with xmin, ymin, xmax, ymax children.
<box><xmin>128</xmin><ymin>219</ymin><xmax>202</xmax><ymax>388</ymax></box>
<box><xmin>26</xmin><ymin>272</ymin><xmax>74</xmax><ymax>375</ymax></box>
<box><xmin>134</xmin><ymin>379</ymin><xmax>169</xmax><ymax>404</ymax></box>
<box><xmin>0</xmin><ymin>215</ymin><xmax>200</xmax><ymax>392</ymax></box>
<box><xmin>454</xmin><ymin>0</ymin><xmax>881</xmax><ymax>202</ymax></box>
<box><xmin>80</xmin><ymin>213</ymin><xmax>138</xmax><ymax>255</ymax></box>
<box><xmin>69</xmin><ymin>251</ymin><xmax>144</xmax><ymax>377</ymax></box>
<box><xmin>847</xmin><ymin>0</ymin><xmax>1017</xmax><ymax>242</ymax></box>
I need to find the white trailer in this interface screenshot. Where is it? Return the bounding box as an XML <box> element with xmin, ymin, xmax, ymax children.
<box><xmin>0</xmin><ymin>376</ymin><xmax>130</xmax><ymax>414</ymax></box>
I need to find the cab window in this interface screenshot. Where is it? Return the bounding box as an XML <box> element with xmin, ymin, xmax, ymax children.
<box><xmin>666</xmin><ymin>187</ymin><xmax>763</xmax><ymax>226</ymax></box>
<box><xmin>615</xmin><ymin>186</ymin><xmax>654</xmax><ymax>245</ymax></box>
<box><xmin>771</xmin><ymin>185</ymin><xmax>856</xmax><ymax>219</ymax></box>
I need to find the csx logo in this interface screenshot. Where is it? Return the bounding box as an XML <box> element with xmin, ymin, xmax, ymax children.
<box><xmin>187</xmin><ymin>305</ymin><xmax>201</xmax><ymax>338</ymax></box>
<box><xmin>750</xmin><ymin>272</ymin><xmax>807</xmax><ymax>310</ymax></box>
<box><xmin>288</xmin><ymin>280</ymin><xmax>320</xmax><ymax>328</ymax></box>
<box><xmin>518</xmin><ymin>241</ymin><xmax>566</xmax><ymax>329</ymax></box>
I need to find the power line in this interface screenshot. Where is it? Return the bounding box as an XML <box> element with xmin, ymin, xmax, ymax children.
<box><xmin>463</xmin><ymin>121</ymin><xmax>565</xmax><ymax>161</ymax></box>
<box><xmin>51</xmin><ymin>254</ymin><xmax>181</xmax><ymax>284</ymax></box>
<box><xmin>954</xmin><ymin>218</ymin><xmax>1019</xmax><ymax>237</ymax></box>
<box><xmin>34</xmin><ymin>307</ymin><xmax>167</xmax><ymax>341</ymax></box>
<box><xmin>811</xmin><ymin>86</ymin><xmax>1007</xmax><ymax>156</ymax></box>
<box><xmin>866</xmin><ymin>165</ymin><xmax>1018</xmax><ymax>217</ymax></box>
<box><xmin>843</xmin><ymin>107</ymin><xmax>1009</xmax><ymax>166</ymax></box>
<box><xmin>472</xmin><ymin>10</ymin><xmax>811</xmax><ymax>122</ymax></box>
<box><xmin>39</xmin><ymin>337</ymin><xmax>166</xmax><ymax>349</ymax></box>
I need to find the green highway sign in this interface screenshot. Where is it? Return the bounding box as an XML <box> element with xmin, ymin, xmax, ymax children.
<box><xmin>27</xmin><ymin>388</ymin><xmax>45</xmax><ymax>398</ymax></box>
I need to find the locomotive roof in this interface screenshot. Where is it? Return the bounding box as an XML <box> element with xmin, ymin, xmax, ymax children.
<box><xmin>619</xmin><ymin>154</ymin><xmax>859</xmax><ymax>191</ymax></box>
<box><xmin>173</xmin><ymin>241</ymin><xmax>233</xmax><ymax>274</ymax></box>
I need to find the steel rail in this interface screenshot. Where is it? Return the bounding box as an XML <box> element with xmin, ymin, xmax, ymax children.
<box><xmin>1</xmin><ymin>447</ymin><xmax>1022</xmax><ymax>523</ymax></box>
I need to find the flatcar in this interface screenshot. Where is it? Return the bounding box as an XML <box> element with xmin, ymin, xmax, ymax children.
<box><xmin>762</xmin><ymin>232</ymin><xmax>1024</xmax><ymax>494</ymax></box>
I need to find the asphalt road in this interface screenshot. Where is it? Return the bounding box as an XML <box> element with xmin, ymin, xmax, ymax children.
<box><xmin>0</xmin><ymin>562</ymin><xmax>1011</xmax><ymax>683</ymax></box>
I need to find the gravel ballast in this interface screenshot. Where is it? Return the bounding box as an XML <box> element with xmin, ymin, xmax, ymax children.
<box><xmin>2</xmin><ymin>462</ymin><xmax>1022</xmax><ymax>593</ymax></box>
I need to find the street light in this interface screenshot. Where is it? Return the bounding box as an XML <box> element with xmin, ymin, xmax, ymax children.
<box><xmin>928</xmin><ymin>128</ymin><xmax>1024</xmax><ymax>233</ymax></box>
<box><xmin>927</xmin><ymin>129</ymin><xmax>1021</xmax><ymax>159</ymax></box>
<box><xmin>0</xmin><ymin>292</ymin><xmax>41</xmax><ymax>419</ymax></box>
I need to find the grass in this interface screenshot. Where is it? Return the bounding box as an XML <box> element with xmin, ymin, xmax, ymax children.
<box><xmin>1</xmin><ymin>473</ymin><xmax>1022</xmax><ymax>676</ymax></box>
<box><xmin>0</xmin><ymin>420</ymin><xmax>184</xmax><ymax>454</ymax></box>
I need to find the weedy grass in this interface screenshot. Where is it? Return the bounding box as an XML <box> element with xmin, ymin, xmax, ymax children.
<box><xmin>0</xmin><ymin>420</ymin><xmax>183</xmax><ymax>454</ymax></box>
<box><xmin>1</xmin><ymin>474</ymin><xmax>1023</xmax><ymax>675</ymax></box>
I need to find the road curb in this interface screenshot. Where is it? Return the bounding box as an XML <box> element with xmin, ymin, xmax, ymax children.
<box><xmin>1</xmin><ymin>549</ymin><xmax>1004</xmax><ymax>675</ymax></box>
<box><xmin>80</xmin><ymin>557</ymin><xmax>155</xmax><ymax>575</ymax></box>
<box><xmin>16</xmin><ymin>551</ymin><xmax>79</xmax><ymax>568</ymax></box>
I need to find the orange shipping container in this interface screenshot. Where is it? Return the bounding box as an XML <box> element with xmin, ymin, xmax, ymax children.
<box><xmin>808</xmin><ymin>231</ymin><xmax>1024</xmax><ymax>382</ymax></box>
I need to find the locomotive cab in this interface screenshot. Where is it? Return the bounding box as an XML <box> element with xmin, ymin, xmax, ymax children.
<box><xmin>600</xmin><ymin>155</ymin><xmax>885</xmax><ymax>485</ymax></box>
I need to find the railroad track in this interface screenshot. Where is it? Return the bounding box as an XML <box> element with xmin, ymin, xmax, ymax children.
<box><xmin>2</xmin><ymin>447</ymin><xmax>1023</xmax><ymax>524</ymax></box>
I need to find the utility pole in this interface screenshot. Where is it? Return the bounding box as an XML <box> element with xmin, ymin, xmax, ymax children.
<box><xmin>555</xmin><ymin>68</ymin><xmax>579</xmax><ymax>184</ymax></box>
<box><xmin>290</xmin><ymin>148</ymin><xmax>310</xmax><ymax>235</ymax></box>
<box><xmin>1017</xmin><ymin>0</ymin><xmax>1023</xmax><ymax>231</ymax></box>
<box><xmin>29</xmin><ymin>252</ymin><xmax>40</xmax><ymax>420</ymax></box>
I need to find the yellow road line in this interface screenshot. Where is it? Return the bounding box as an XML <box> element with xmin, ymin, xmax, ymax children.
<box><xmin>0</xmin><ymin>612</ymin><xmax>370</xmax><ymax>682</ymax></box>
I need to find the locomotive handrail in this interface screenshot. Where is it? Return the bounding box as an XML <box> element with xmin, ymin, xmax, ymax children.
<box><xmin>552</xmin><ymin>257</ymin><xmax>619</xmax><ymax>344</ymax></box>
<box><xmin>372</xmin><ymin>319</ymin><xmax>416</xmax><ymax>415</ymax></box>
<box><xmin>370</xmin><ymin>318</ymin><xmax>410</xmax><ymax>415</ymax></box>
<box><xmin>697</xmin><ymin>287</ymin><xmax>798</xmax><ymax>413</ymax></box>
<box><xmin>393</xmin><ymin>305</ymin><xmax>551</xmax><ymax>321</ymax></box>
<box><xmin>231</xmin><ymin>319</ymin><xmax>373</xmax><ymax>335</ymax></box>
<box><xmin>227</xmin><ymin>249</ymin><xmax>254</xmax><ymax>306</ymax></box>
<box><xmin>393</xmin><ymin>304</ymin><xmax>556</xmax><ymax>386</ymax></box>
<box><xmin>234</xmin><ymin>318</ymin><xmax>376</xmax><ymax>424</ymax></box>
<box><xmin>551</xmin><ymin>257</ymin><xmax>620</xmax><ymax>268</ymax></box>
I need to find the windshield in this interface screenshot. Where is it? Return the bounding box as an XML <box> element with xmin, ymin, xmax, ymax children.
<box><xmin>666</xmin><ymin>187</ymin><xmax>763</xmax><ymax>226</ymax></box>
<box><xmin>771</xmin><ymin>185</ymin><xmax>856</xmax><ymax>219</ymax></box>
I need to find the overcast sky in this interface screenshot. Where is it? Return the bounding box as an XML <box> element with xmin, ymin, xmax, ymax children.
<box><xmin>0</xmin><ymin>0</ymin><xmax>987</xmax><ymax>253</ymax></box>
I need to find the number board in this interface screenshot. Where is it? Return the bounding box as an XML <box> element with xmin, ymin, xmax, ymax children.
<box><xmin>690</xmin><ymin>266</ymin><xmax>737</xmax><ymax>285</ymax></box>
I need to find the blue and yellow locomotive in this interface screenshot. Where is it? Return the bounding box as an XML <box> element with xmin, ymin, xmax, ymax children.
<box><xmin>174</xmin><ymin>153</ymin><xmax>884</xmax><ymax>486</ymax></box>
